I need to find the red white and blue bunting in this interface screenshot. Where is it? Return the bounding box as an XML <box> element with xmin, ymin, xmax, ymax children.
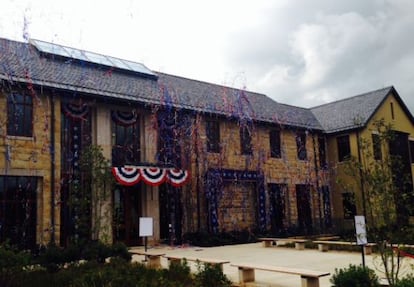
<box><xmin>112</xmin><ymin>166</ymin><xmax>190</xmax><ymax>187</ymax></box>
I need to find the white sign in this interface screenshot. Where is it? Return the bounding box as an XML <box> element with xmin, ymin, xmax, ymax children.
<box><xmin>139</xmin><ymin>217</ymin><xmax>153</xmax><ymax>237</ymax></box>
<box><xmin>355</xmin><ymin>215</ymin><xmax>368</xmax><ymax>245</ymax></box>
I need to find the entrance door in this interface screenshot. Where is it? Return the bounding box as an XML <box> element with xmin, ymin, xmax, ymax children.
<box><xmin>296</xmin><ymin>184</ymin><xmax>313</xmax><ymax>234</ymax></box>
<box><xmin>268</xmin><ymin>183</ymin><xmax>287</xmax><ymax>235</ymax></box>
<box><xmin>113</xmin><ymin>185</ymin><xmax>141</xmax><ymax>246</ymax></box>
<box><xmin>159</xmin><ymin>185</ymin><xmax>182</xmax><ymax>244</ymax></box>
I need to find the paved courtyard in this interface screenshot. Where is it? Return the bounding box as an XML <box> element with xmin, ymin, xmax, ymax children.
<box><xmin>129</xmin><ymin>242</ymin><xmax>410</xmax><ymax>287</ymax></box>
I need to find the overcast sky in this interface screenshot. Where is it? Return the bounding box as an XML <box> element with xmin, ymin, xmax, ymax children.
<box><xmin>1</xmin><ymin>0</ymin><xmax>414</xmax><ymax>112</ymax></box>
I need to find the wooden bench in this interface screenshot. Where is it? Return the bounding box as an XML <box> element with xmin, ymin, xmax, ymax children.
<box><xmin>163</xmin><ymin>254</ymin><xmax>230</xmax><ymax>271</ymax></box>
<box><xmin>129</xmin><ymin>250</ymin><xmax>165</xmax><ymax>269</ymax></box>
<box><xmin>313</xmin><ymin>240</ymin><xmax>376</xmax><ymax>255</ymax></box>
<box><xmin>258</xmin><ymin>237</ymin><xmax>308</xmax><ymax>250</ymax></box>
<box><xmin>231</xmin><ymin>263</ymin><xmax>330</xmax><ymax>287</ymax></box>
<box><xmin>315</xmin><ymin>235</ymin><xmax>340</xmax><ymax>241</ymax></box>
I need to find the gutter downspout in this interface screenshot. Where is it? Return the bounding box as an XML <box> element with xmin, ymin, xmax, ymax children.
<box><xmin>356</xmin><ymin>129</ymin><xmax>367</xmax><ymax>219</ymax></box>
<box><xmin>50</xmin><ymin>93</ymin><xmax>56</xmax><ymax>244</ymax></box>
<box><xmin>312</xmin><ymin>133</ymin><xmax>323</xmax><ymax>232</ymax></box>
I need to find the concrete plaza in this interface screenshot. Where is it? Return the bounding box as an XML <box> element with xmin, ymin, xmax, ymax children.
<box><xmin>129</xmin><ymin>242</ymin><xmax>408</xmax><ymax>287</ymax></box>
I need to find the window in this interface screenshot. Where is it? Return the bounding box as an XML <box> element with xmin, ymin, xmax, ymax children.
<box><xmin>7</xmin><ymin>92</ymin><xmax>33</xmax><ymax>137</ymax></box>
<box><xmin>268</xmin><ymin>183</ymin><xmax>287</xmax><ymax>233</ymax></box>
<box><xmin>410</xmin><ymin>140</ymin><xmax>414</xmax><ymax>164</ymax></box>
<box><xmin>390</xmin><ymin>102</ymin><xmax>395</xmax><ymax>120</ymax></box>
<box><xmin>318</xmin><ymin>136</ymin><xmax>327</xmax><ymax>168</ymax></box>
<box><xmin>372</xmin><ymin>134</ymin><xmax>382</xmax><ymax>161</ymax></box>
<box><xmin>296</xmin><ymin>131</ymin><xmax>307</xmax><ymax>160</ymax></box>
<box><xmin>0</xmin><ymin>176</ymin><xmax>37</xmax><ymax>249</ymax></box>
<box><xmin>240</xmin><ymin>124</ymin><xmax>252</xmax><ymax>155</ymax></box>
<box><xmin>269</xmin><ymin>129</ymin><xmax>281</xmax><ymax>158</ymax></box>
<box><xmin>342</xmin><ymin>192</ymin><xmax>356</xmax><ymax>219</ymax></box>
<box><xmin>111</xmin><ymin>111</ymin><xmax>140</xmax><ymax>166</ymax></box>
<box><xmin>337</xmin><ymin>135</ymin><xmax>351</xmax><ymax>162</ymax></box>
<box><xmin>206</xmin><ymin>120</ymin><xmax>220</xmax><ymax>153</ymax></box>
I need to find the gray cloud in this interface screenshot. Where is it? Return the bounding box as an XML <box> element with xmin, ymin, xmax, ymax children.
<box><xmin>224</xmin><ymin>0</ymin><xmax>414</xmax><ymax>113</ymax></box>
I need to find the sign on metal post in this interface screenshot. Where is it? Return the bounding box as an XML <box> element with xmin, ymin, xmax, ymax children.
<box><xmin>139</xmin><ymin>217</ymin><xmax>153</xmax><ymax>252</ymax></box>
<box><xmin>355</xmin><ymin>215</ymin><xmax>367</xmax><ymax>245</ymax></box>
<box><xmin>355</xmin><ymin>215</ymin><xmax>367</xmax><ymax>267</ymax></box>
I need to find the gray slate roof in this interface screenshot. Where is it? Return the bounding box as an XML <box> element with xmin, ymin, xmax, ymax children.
<box><xmin>310</xmin><ymin>86</ymin><xmax>401</xmax><ymax>134</ymax></box>
<box><xmin>0</xmin><ymin>37</ymin><xmax>322</xmax><ymax>130</ymax></box>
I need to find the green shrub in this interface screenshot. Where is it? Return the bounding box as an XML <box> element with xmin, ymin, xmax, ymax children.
<box><xmin>193</xmin><ymin>262</ymin><xmax>232</xmax><ymax>287</ymax></box>
<box><xmin>0</xmin><ymin>243</ymin><xmax>32</xmax><ymax>287</ymax></box>
<box><xmin>330</xmin><ymin>264</ymin><xmax>380</xmax><ymax>287</ymax></box>
<box><xmin>162</xmin><ymin>259</ymin><xmax>192</xmax><ymax>286</ymax></box>
<box><xmin>395</xmin><ymin>275</ymin><xmax>414</xmax><ymax>287</ymax></box>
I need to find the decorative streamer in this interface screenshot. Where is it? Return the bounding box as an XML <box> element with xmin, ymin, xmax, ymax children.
<box><xmin>62</xmin><ymin>102</ymin><xmax>90</xmax><ymax>121</ymax></box>
<box><xmin>111</xmin><ymin>110</ymin><xmax>138</xmax><ymax>126</ymax></box>
<box><xmin>111</xmin><ymin>166</ymin><xmax>190</xmax><ymax>187</ymax></box>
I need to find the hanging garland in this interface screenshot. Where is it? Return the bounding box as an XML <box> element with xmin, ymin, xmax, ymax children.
<box><xmin>111</xmin><ymin>110</ymin><xmax>138</xmax><ymax>126</ymax></box>
<box><xmin>112</xmin><ymin>166</ymin><xmax>190</xmax><ymax>187</ymax></box>
<box><xmin>112</xmin><ymin>166</ymin><xmax>141</xmax><ymax>186</ymax></box>
<box><xmin>62</xmin><ymin>102</ymin><xmax>90</xmax><ymax>121</ymax></box>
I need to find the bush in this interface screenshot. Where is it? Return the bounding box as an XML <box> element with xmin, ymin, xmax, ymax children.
<box><xmin>193</xmin><ymin>262</ymin><xmax>232</xmax><ymax>287</ymax></box>
<box><xmin>161</xmin><ymin>259</ymin><xmax>192</xmax><ymax>286</ymax></box>
<box><xmin>0</xmin><ymin>243</ymin><xmax>32</xmax><ymax>287</ymax></box>
<box><xmin>395</xmin><ymin>275</ymin><xmax>414</xmax><ymax>287</ymax></box>
<box><xmin>330</xmin><ymin>264</ymin><xmax>380</xmax><ymax>287</ymax></box>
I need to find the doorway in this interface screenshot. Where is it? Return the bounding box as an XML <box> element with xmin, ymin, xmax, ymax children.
<box><xmin>113</xmin><ymin>185</ymin><xmax>141</xmax><ymax>246</ymax></box>
<box><xmin>296</xmin><ymin>184</ymin><xmax>313</xmax><ymax>234</ymax></box>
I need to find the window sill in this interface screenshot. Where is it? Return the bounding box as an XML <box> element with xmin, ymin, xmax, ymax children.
<box><xmin>6</xmin><ymin>135</ymin><xmax>34</xmax><ymax>141</ymax></box>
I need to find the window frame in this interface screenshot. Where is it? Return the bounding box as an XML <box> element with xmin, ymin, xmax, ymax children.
<box><xmin>372</xmin><ymin>133</ymin><xmax>382</xmax><ymax>161</ymax></box>
<box><xmin>240</xmin><ymin>124</ymin><xmax>253</xmax><ymax>155</ymax></box>
<box><xmin>206</xmin><ymin>119</ymin><xmax>220</xmax><ymax>153</ymax></box>
<box><xmin>318</xmin><ymin>136</ymin><xmax>327</xmax><ymax>168</ymax></box>
<box><xmin>409</xmin><ymin>140</ymin><xmax>414</xmax><ymax>164</ymax></box>
<box><xmin>269</xmin><ymin>129</ymin><xmax>281</xmax><ymax>158</ymax></box>
<box><xmin>342</xmin><ymin>192</ymin><xmax>356</xmax><ymax>219</ymax></box>
<box><xmin>337</xmin><ymin>135</ymin><xmax>351</xmax><ymax>162</ymax></box>
<box><xmin>296</xmin><ymin>131</ymin><xmax>307</xmax><ymax>160</ymax></box>
<box><xmin>7</xmin><ymin>92</ymin><xmax>33</xmax><ymax>137</ymax></box>
<box><xmin>111</xmin><ymin>111</ymin><xmax>140</xmax><ymax>166</ymax></box>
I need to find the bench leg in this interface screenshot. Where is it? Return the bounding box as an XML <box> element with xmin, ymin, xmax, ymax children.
<box><xmin>262</xmin><ymin>241</ymin><xmax>271</xmax><ymax>247</ymax></box>
<box><xmin>301</xmin><ymin>276</ymin><xmax>320</xmax><ymax>287</ymax></box>
<box><xmin>295</xmin><ymin>242</ymin><xmax>305</xmax><ymax>250</ymax></box>
<box><xmin>318</xmin><ymin>244</ymin><xmax>329</xmax><ymax>252</ymax></box>
<box><xmin>147</xmin><ymin>256</ymin><xmax>161</xmax><ymax>269</ymax></box>
<box><xmin>168</xmin><ymin>258</ymin><xmax>182</xmax><ymax>267</ymax></box>
<box><xmin>364</xmin><ymin>246</ymin><xmax>372</xmax><ymax>255</ymax></box>
<box><xmin>238</xmin><ymin>267</ymin><xmax>255</xmax><ymax>283</ymax></box>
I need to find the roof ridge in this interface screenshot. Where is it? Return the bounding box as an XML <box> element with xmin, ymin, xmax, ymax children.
<box><xmin>156</xmin><ymin>72</ymin><xmax>268</xmax><ymax>97</ymax></box>
<box><xmin>310</xmin><ymin>86</ymin><xmax>393</xmax><ymax>109</ymax></box>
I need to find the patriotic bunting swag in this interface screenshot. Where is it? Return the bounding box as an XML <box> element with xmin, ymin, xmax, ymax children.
<box><xmin>112</xmin><ymin>166</ymin><xmax>189</xmax><ymax>187</ymax></box>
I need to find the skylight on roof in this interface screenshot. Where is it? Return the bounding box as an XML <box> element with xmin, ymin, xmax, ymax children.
<box><xmin>29</xmin><ymin>39</ymin><xmax>157</xmax><ymax>79</ymax></box>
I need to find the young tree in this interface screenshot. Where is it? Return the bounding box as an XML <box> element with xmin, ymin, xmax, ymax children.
<box><xmin>340</xmin><ymin>119</ymin><xmax>413</xmax><ymax>286</ymax></box>
<box><xmin>79</xmin><ymin>145</ymin><xmax>114</xmax><ymax>243</ymax></box>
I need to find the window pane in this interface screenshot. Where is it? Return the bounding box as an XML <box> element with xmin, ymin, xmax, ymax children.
<box><xmin>296</xmin><ymin>132</ymin><xmax>307</xmax><ymax>160</ymax></box>
<box><xmin>206</xmin><ymin>120</ymin><xmax>220</xmax><ymax>153</ymax></box>
<box><xmin>337</xmin><ymin>135</ymin><xmax>351</xmax><ymax>162</ymax></box>
<box><xmin>342</xmin><ymin>192</ymin><xmax>356</xmax><ymax>219</ymax></box>
<box><xmin>270</xmin><ymin>130</ymin><xmax>281</xmax><ymax>158</ymax></box>
<box><xmin>410</xmin><ymin>141</ymin><xmax>414</xmax><ymax>164</ymax></box>
<box><xmin>7</xmin><ymin>93</ymin><xmax>33</xmax><ymax>137</ymax></box>
<box><xmin>240</xmin><ymin>125</ymin><xmax>252</xmax><ymax>155</ymax></box>
<box><xmin>372</xmin><ymin>134</ymin><xmax>382</xmax><ymax>161</ymax></box>
<box><xmin>318</xmin><ymin>136</ymin><xmax>327</xmax><ymax>168</ymax></box>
